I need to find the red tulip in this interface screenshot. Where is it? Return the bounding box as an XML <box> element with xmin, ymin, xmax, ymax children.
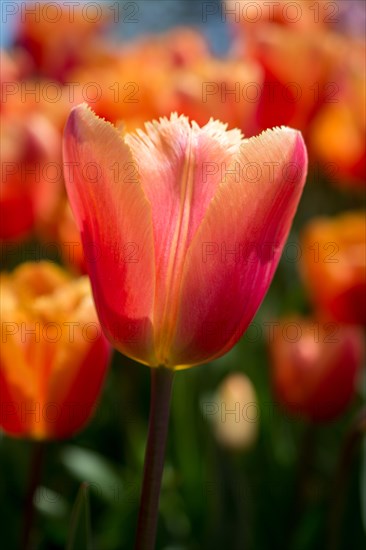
<box><xmin>63</xmin><ymin>105</ymin><xmax>307</xmax><ymax>369</ymax></box>
<box><xmin>270</xmin><ymin>317</ymin><xmax>364</xmax><ymax>421</ymax></box>
<box><xmin>0</xmin><ymin>261</ymin><xmax>110</xmax><ymax>440</ymax></box>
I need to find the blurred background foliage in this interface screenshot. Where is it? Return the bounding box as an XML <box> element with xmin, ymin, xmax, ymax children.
<box><xmin>0</xmin><ymin>1</ymin><xmax>365</xmax><ymax>549</ymax></box>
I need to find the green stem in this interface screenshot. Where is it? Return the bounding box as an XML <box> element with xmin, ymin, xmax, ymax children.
<box><xmin>327</xmin><ymin>406</ymin><xmax>366</xmax><ymax>550</ymax></box>
<box><xmin>134</xmin><ymin>367</ymin><xmax>174</xmax><ymax>550</ymax></box>
<box><xmin>22</xmin><ymin>440</ymin><xmax>46</xmax><ymax>550</ymax></box>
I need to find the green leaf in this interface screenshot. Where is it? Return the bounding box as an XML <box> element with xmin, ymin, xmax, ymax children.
<box><xmin>66</xmin><ymin>482</ymin><xmax>92</xmax><ymax>550</ymax></box>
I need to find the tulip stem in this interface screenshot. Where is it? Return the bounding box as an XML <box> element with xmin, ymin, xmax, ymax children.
<box><xmin>327</xmin><ymin>406</ymin><xmax>366</xmax><ymax>550</ymax></box>
<box><xmin>22</xmin><ymin>440</ymin><xmax>46</xmax><ymax>550</ymax></box>
<box><xmin>135</xmin><ymin>367</ymin><xmax>174</xmax><ymax>550</ymax></box>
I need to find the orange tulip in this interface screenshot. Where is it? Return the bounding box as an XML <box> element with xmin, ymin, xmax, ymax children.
<box><xmin>174</xmin><ymin>57</ymin><xmax>262</xmax><ymax>135</ymax></box>
<box><xmin>308</xmin><ymin>39</ymin><xmax>366</xmax><ymax>188</ymax></box>
<box><xmin>118</xmin><ymin>26</ymin><xmax>210</xmax><ymax>69</ymax></box>
<box><xmin>0</xmin><ymin>261</ymin><xmax>110</xmax><ymax>440</ymax></box>
<box><xmin>68</xmin><ymin>57</ymin><xmax>176</xmax><ymax>133</ymax></box>
<box><xmin>62</xmin><ymin>28</ymin><xmax>206</xmax><ymax>131</ymax></box>
<box><xmin>63</xmin><ymin>105</ymin><xmax>307</xmax><ymax>369</ymax></box>
<box><xmin>270</xmin><ymin>317</ymin><xmax>364</xmax><ymax>421</ymax></box>
<box><xmin>300</xmin><ymin>212</ymin><xmax>366</xmax><ymax>325</ymax></box>
<box><xmin>228</xmin><ymin>0</ymin><xmax>349</xmax><ymax>134</ymax></box>
<box><xmin>15</xmin><ymin>2</ymin><xmax>111</xmax><ymax>82</ymax></box>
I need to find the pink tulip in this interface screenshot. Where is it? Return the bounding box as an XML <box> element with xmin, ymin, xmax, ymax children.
<box><xmin>63</xmin><ymin>105</ymin><xmax>307</xmax><ymax>369</ymax></box>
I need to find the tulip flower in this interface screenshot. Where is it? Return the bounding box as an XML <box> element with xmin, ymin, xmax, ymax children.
<box><xmin>270</xmin><ymin>317</ymin><xmax>364</xmax><ymax>421</ymax></box>
<box><xmin>63</xmin><ymin>105</ymin><xmax>307</xmax><ymax>548</ymax></box>
<box><xmin>15</xmin><ymin>2</ymin><xmax>111</xmax><ymax>82</ymax></box>
<box><xmin>63</xmin><ymin>104</ymin><xmax>307</xmax><ymax>370</ymax></box>
<box><xmin>0</xmin><ymin>109</ymin><xmax>61</xmax><ymax>241</ymax></box>
<box><xmin>0</xmin><ymin>261</ymin><xmax>110</xmax><ymax>440</ymax></box>
<box><xmin>67</xmin><ymin>27</ymin><xmax>209</xmax><ymax>132</ymax></box>
<box><xmin>174</xmin><ymin>57</ymin><xmax>262</xmax><ymax>136</ymax></box>
<box><xmin>300</xmin><ymin>212</ymin><xmax>366</xmax><ymax>325</ymax></box>
<box><xmin>69</xmin><ymin>58</ymin><xmax>176</xmax><ymax>133</ymax></box>
<box><xmin>309</xmin><ymin>39</ymin><xmax>366</xmax><ymax>188</ymax></box>
<box><xmin>120</xmin><ymin>26</ymin><xmax>210</xmax><ymax>69</ymax></box>
<box><xmin>229</xmin><ymin>2</ymin><xmax>347</xmax><ymax>134</ymax></box>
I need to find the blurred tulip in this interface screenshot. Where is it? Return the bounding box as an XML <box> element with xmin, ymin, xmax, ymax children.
<box><xmin>0</xmin><ymin>261</ymin><xmax>110</xmax><ymax>440</ymax></box>
<box><xmin>245</xmin><ymin>28</ymin><xmax>343</xmax><ymax>133</ymax></box>
<box><xmin>228</xmin><ymin>0</ymin><xmax>354</xmax><ymax>134</ymax></box>
<box><xmin>0</xmin><ymin>108</ymin><xmax>61</xmax><ymax>241</ymax></box>
<box><xmin>300</xmin><ymin>212</ymin><xmax>366</xmax><ymax>325</ymax></box>
<box><xmin>174</xmin><ymin>57</ymin><xmax>262</xmax><ymax>135</ymax></box>
<box><xmin>120</xmin><ymin>26</ymin><xmax>210</xmax><ymax>69</ymax></box>
<box><xmin>15</xmin><ymin>2</ymin><xmax>111</xmax><ymax>82</ymax></box>
<box><xmin>270</xmin><ymin>317</ymin><xmax>364</xmax><ymax>421</ymax></box>
<box><xmin>68</xmin><ymin>57</ymin><xmax>176</xmax><ymax>133</ymax></box>
<box><xmin>60</xmin><ymin>28</ymin><xmax>207</xmax><ymax>132</ymax></box>
<box><xmin>309</xmin><ymin>39</ymin><xmax>366</xmax><ymax>188</ymax></box>
<box><xmin>63</xmin><ymin>104</ymin><xmax>307</xmax><ymax>369</ymax></box>
<box><xmin>210</xmin><ymin>372</ymin><xmax>258</xmax><ymax>450</ymax></box>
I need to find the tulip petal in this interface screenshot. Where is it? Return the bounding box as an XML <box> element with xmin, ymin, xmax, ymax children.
<box><xmin>171</xmin><ymin>127</ymin><xmax>307</xmax><ymax>367</ymax></box>
<box><xmin>63</xmin><ymin>105</ymin><xmax>156</xmax><ymax>365</ymax></box>
<box><xmin>125</xmin><ymin>114</ymin><xmax>243</xmax><ymax>363</ymax></box>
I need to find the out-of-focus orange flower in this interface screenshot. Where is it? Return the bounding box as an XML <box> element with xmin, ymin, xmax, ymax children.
<box><xmin>68</xmin><ymin>58</ymin><xmax>176</xmax><ymax>133</ymax></box>
<box><xmin>63</xmin><ymin>105</ymin><xmax>307</xmax><ymax>369</ymax></box>
<box><xmin>300</xmin><ymin>212</ymin><xmax>366</xmax><ymax>325</ymax></box>
<box><xmin>119</xmin><ymin>26</ymin><xmax>210</xmax><ymax>69</ymax></box>
<box><xmin>174</xmin><ymin>58</ymin><xmax>262</xmax><ymax>135</ymax></box>
<box><xmin>15</xmin><ymin>2</ymin><xmax>111</xmax><ymax>82</ymax></box>
<box><xmin>0</xmin><ymin>108</ymin><xmax>61</xmax><ymax>241</ymax></box>
<box><xmin>67</xmin><ymin>27</ymin><xmax>210</xmax><ymax>131</ymax></box>
<box><xmin>1</xmin><ymin>73</ymin><xmax>75</xmax><ymax>242</ymax></box>
<box><xmin>309</xmin><ymin>40</ymin><xmax>366</xmax><ymax>188</ymax></box>
<box><xmin>0</xmin><ymin>262</ymin><xmax>110</xmax><ymax>440</ymax></box>
<box><xmin>241</xmin><ymin>27</ymin><xmax>343</xmax><ymax>133</ymax></box>
<box><xmin>270</xmin><ymin>317</ymin><xmax>364</xmax><ymax>422</ymax></box>
<box><xmin>227</xmin><ymin>0</ymin><xmax>356</xmax><ymax>134</ymax></box>
<box><xmin>209</xmin><ymin>372</ymin><xmax>258</xmax><ymax>450</ymax></box>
